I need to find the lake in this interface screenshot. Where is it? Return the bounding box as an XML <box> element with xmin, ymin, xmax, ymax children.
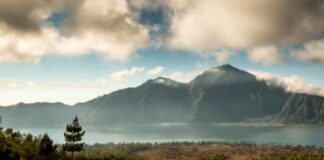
<box><xmin>16</xmin><ymin>123</ymin><xmax>324</xmax><ymax>146</ymax></box>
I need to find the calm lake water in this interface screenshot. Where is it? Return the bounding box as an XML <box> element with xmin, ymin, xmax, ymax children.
<box><xmin>17</xmin><ymin>124</ymin><xmax>324</xmax><ymax>146</ymax></box>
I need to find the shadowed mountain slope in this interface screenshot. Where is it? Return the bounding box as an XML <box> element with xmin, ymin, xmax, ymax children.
<box><xmin>1</xmin><ymin>64</ymin><xmax>323</xmax><ymax>128</ymax></box>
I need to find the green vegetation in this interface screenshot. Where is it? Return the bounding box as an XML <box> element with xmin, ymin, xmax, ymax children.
<box><xmin>1</xmin><ymin>115</ymin><xmax>324</xmax><ymax>160</ymax></box>
<box><xmin>63</xmin><ymin>116</ymin><xmax>85</xmax><ymax>159</ymax></box>
<box><xmin>39</xmin><ymin>133</ymin><xmax>59</xmax><ymax>159</ymax></box>
<box><xmin>0</xmin><ymin>115</ymin><xmax>142</xmax><ymax>159</ymax></box>
<box><xmin>0</xmin><ymin>124</ymin><xmax>56</xmax><ymax>159</ymax></box>
<box><xmin>0</xmin><ymin>114</ymin><xmax>59</xmax><ymax>159</ymax></box>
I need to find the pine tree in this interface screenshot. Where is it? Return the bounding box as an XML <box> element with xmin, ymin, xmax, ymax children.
<box><xmin>63</xmin><ymin>116</ymin><xmax>85</xmax><ymax>160</ymax></box>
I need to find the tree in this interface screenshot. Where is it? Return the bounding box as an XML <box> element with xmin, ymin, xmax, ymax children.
<box><xmin>63</xmin><ymin>116</ymin><xmax>85</xmax><ymax>160</ymax></box>
<box><xmin>38</xmin><ymin>133</ymin><xmax>57</xmax><ymax>159</ymax></box>
<box><xmin>0</xmin><ymin>115</ymin><xmax>2</xmax><ymax>131</ymax></box>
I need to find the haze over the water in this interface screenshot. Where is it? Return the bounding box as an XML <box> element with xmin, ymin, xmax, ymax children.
<box><xmin>19</xmin><ymin>124</ymin><xmax>324</xmax><ymax>146</ymax></box>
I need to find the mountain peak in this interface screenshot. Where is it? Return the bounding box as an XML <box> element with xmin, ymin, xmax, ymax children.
<box><xmin>142</xmin><ymin>77</ymin><xmax>184</xmax><ymax>87</ymax></box>
<box><xmin>152</xmin><ymin>77</ymin><xmax>171</xmax><ymax>83</ymax></box>
<box><xmin>219</xmin><ymin>64</ymin><xmax>238</xmax><ymax>70</ymax></box>
<box><xmin>190</xmin><ymin>64</ymin><xmax>256</xmax><ymax>87</ymax></box>
<box><xmin>208</xmin><ymin>64</ymin><xmax>239</xmax><ymax>72</ymax></box>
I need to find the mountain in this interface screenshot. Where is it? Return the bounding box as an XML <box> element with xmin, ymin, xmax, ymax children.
<box><xmin>75</xmin><ymin>77</ymin><xmax>192</xmax><ymax>125</ymax></box>
<box><xmin>270</xmin><ymin>94</ymin><xmax>324</xmax><ymax>123</ymax></box>
<box><xmin>0</xmin><ymin>64</ymin><xmax>323</xmax><ymax>128</ymax></box>
<box><xmin>188</xmin><ymin>65</ymin><xmax>289</xmax><ymax>122</ymax></box>
<box><xmin>0</xmin><ymin>102</ymin><xmax>75</xmax><ymax>127</ymax></box>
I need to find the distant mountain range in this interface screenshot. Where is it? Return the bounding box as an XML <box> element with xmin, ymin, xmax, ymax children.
<box><xmin>1</xmin><ymin>64</ymin><xmax>323</xmax><ymax>128</ymax></box>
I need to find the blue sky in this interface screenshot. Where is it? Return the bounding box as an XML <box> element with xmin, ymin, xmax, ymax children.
<box><xmin>0</xmin><ymin>0</ymin><xmax>323</xmax><ymax>105</ymax></box>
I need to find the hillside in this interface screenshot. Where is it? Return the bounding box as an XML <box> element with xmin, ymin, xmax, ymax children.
<box><xmin>1</xmin><ymin>64</ymin><xmax>324</xmax><ymax>128</ymax></box>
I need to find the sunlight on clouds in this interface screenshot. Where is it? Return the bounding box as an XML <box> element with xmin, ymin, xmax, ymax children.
<box><xmin>214</xmin><ymin>50</ymin><xmax>236</xmax><ymax>63</ymax></box>
<box><xmin>111</xmin><ymin>67</ymin><xmax>145</xmax><ymax>80</ymax></box>
<box><xmin>0</xmin><ymin>0</ymin><xmax>149</xmax><ymax>62</ymax></box>
<box><xmin>0</xmin><ymin>79</ymin><xmax>108</xmax><ymax>90</ymax></box>
<box><xmin>293</xmin><ymin>39</ymin><xmax>324</xmax><ymax>62</ymax></box>
<box><xmin>167</xmin><ymin>0</ymin><xmax>324</xmax><ymax>50</ymax></box>
<box><xmin>248</xmin><ymin>46</ymin><xmax>285</xmax><ymax>65</ymax></box>
<box><xmin>1</xmin><ymin>0</ymin><xmax>324</xmax><ymax>64</ymax></box>
<box><xmin>0</xmin><ymin>26</ymin><xmax>49</xmax><ymax>62</ymax></box>
<box><xmin>249</xmin><ymin>70</ymin><xmax>324</xmax><ymax>97</ymax></box>
<box><xmin>166</xmin><ymin>71</ymin><xmax>184</xmax><ymax>80</ymax></box>
<box><xmin>146</xmin><ymin>66</ymin><xmax>164</xmax><ymax>75</ymax></box>
<box><xmin>165</xmin><ymin>66</ymin><xmax>206</xmax><ymax>82</ymax></box>
<box><xmin>163</xmin><ymin>0</ymin><xmax>324</xmax><ymax>64</ymax></box>
<box><xmin>0</xmin><ymin>79</ymin><xmax>108</xmax><ymax>106</ymax></box>
<box><xmin>0</xmin><ymin>88</ymin><xmax>107</xmax><ymax>106</ymax></box>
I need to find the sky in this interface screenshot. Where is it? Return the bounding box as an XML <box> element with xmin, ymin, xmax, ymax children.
<box><xmin>0</xmin><ymin>0</ymin><xmax>324</xmax><ymax>106</ymax></box>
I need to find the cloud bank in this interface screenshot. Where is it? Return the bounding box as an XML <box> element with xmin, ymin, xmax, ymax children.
<box><xmin>1</xmin><ymin>0</ymin><xmax>324</xmax><ymax>65</ymax></box>
<box><xmin>249</xmin><ymin>70</ymin><xmax>324</xmax><ymax>97</ymax></box>
<box><xmin>162</xmin><ymin>0</ymin><xmax>324</xmax><ymax>64</ymax></box>
<box><xmin>166</xmin><ymin>0</ymin><xmax>324</xmax><ymax>50</ymax></box>
<box><xmin>0</xmin><ymin>0</ymin><xmax>149</xmax><ymax>62</ymax></box>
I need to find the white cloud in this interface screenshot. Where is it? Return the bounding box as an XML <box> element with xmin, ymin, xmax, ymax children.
<box><xmin>0</xmin><ymin>0</ymin><xmax>149</xmax><ymax>62</ymax></box>
<box><xmin>249</xmin><ymin>70</ymin><xmax>324</xmax><ymax>97</ymax></box>
<box><xmin>248</xmin><ymin>46</ymin><xmax>285</xmax><ymax>65</ymax></box>
<box><xmin>214</xmin><ymin>50</ymin><xmax>236</xmax><ymax>63</ymax></box>
<box><xmin>0</xmin><ymin>79</ymin><xmax>108</xmax><ymax>90</ymax></box>
<box><xmin>111</xmin><ymin>67</ymin><xmax>145</xmax><ymax>80</ymax></box>
<box><xmin>166</xmin><ymin>71</ymin><xmax>184</xmax><ymax>80</ymax></box>
<box><xmin>0</xmin><ymin>78</ymin><xmax>109</xmax><ymax>106</ymax></box>
<box><xmin>2</xmin><ymin>0</ymin><xmax>324</xmax><ymax>64</ymax></box>
<box><xmin>161</xmin><ymin>0</ymin><xmax>324</xmax><ymax>65</ymax></box>
<box><xmin>146</xmin><ymin>66</ymin><xmax>165</xmax><ymax>75</ymax></box>
<box><xmin>293</xmin><ymin>39</ymin><xmax>324</xmax><ymax>62</ymax></box>
<box><xmin>166</xmin><ymin>0</ymin><xmax>324</xmax><ymax>52</ymax></box>
<box><xmin>165</xmin><ymin>66</ymin><xmax>206</xmax><ymax>82</ymax></box>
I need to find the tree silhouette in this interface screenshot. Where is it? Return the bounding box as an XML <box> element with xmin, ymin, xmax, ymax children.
<box><xmin>38</xmin><ymin>133</ymin><xmax>57</xmax><ymax>159</ymax></box>
<box><xmin>0</xmin><ymin>115</ymin><xmax>2</xmax><ymax>131</ymax></box>
<box><xmin>63</xmin><ymin>116</ymin><xmax>85</xmax><ymax>160</ymax></box>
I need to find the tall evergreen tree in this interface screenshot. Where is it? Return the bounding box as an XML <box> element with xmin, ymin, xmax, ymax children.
<box><xmin>63</xmin><ymin>116</ymin><xmax>85</xmax><ymax>160</ymax></box>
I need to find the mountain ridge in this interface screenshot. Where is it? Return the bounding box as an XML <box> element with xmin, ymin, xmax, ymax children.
<box><xmin>1</xmin><ymin>64</ymin><xmax>324</xmax><ymax>127</ymax></box>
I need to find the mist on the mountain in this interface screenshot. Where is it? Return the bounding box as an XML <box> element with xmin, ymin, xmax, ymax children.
<box><xmin>1</xmin><ymin>64</ymin><xmax>323</xmax><ymax>130</ymax></box>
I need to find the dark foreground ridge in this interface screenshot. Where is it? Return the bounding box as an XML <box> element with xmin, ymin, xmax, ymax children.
<box><xmin>1</xmin><ymin>64</ymin><xmax>324</xmax><ymax>127</ymax></box>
